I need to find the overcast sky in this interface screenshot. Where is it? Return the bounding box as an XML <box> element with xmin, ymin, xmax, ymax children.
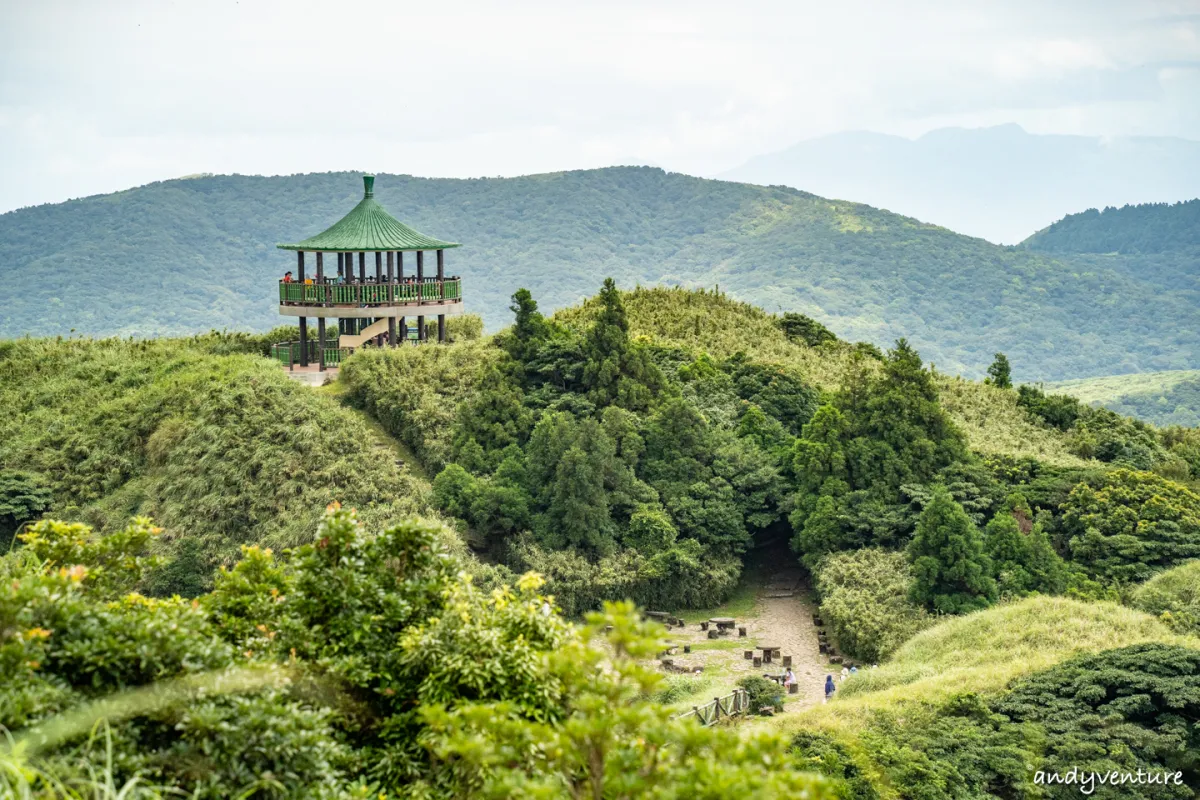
<box><xmin>1</xmin><ymin>0</ymin><xmax>1198</xmax><ymax>213</ymax></box>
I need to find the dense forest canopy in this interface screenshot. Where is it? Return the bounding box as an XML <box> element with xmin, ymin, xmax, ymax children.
<box><xmin>2</xmin><ymin>167</ymin><xmax>1198</xmax><ymax>380</ymax></box>
<box><xmin>1023</xmin><ymin>198</ymin><xmax>1200</xmax><ymax>254</ymax></box>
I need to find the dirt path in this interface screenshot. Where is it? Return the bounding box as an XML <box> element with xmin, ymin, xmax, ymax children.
<box><xmin>749</xmin><ymin>571</ymin><xmax>827</xmax><ymax>711</ymax></box>
<box><xmin>660</xmin><ymin>549</ymin><xmax>831</xmax><ymax>715</ymax></box>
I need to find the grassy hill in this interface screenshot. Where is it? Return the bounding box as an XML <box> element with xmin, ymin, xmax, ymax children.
<box><xmin>0</xmin><ymin>333</ymin><xmax>433</xmax><ymax>592</ymax></box>
<box><xmin>3</xmin><ymin>167</ymin><xmax>1198</xmax><ymax>380</ymax></box>
<box><xmin>1051</xmin><ymin>369</ymin><xmax>1200</xmax><ymax>427</ymax></box>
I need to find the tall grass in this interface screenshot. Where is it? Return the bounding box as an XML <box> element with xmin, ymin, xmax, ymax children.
<box><xmin>773</xmin><ymin>596</ymin><xmax>1195</xmax><ymax>738</ymax></box>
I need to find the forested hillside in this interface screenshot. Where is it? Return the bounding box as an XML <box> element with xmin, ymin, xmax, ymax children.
<box><xmin>3</xmin><ymin>168</ymin><xmax>1198</xmax><ymax>380</ymax></box>
<box><xmin>4</xmin><ymin>284</ymin><xmax>1200</xmax><ymax>797</ymax></box>
<box><xmin>1023</xmin><ymin>198</ymin><xmax>1200</xmax><ymax>254</ymax></box>
<box><xmin>1052</xmin><ymin>369</ymin><xmax>1200</xmax><ymax>428</ymax></box>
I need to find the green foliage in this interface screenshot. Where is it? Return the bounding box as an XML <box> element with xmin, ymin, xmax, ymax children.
<box><xmin>1050</xmin><ymin>369</ymin><xmax>1200</xmax><ymax>428</ymax></box>
<box><xmin>789</xmin><ymin>730</ymin><xmax>880</xmax><ymax>800</ymax></box>
<box><xmin>510</xmin><ymin>538</ymin><xmax>741</xmax><ymax>618</ymax></box>
<box><xmin>580</xmin><ymin>278</ymin><xmax>669</xmax><ymax>411</ymax></box>
<box><xmin>1129</xmin><ymin>560</ymin><xmax>1200</xmax><ymax>634</ymax></box>
<box><xmin>982</xmin><ymin>497</ymin><xmax>1069</xmax><ymax>597</ymax></box>
<box><xmin>907</xmin><ymin>487</ymin><xmax>997</xmax><ymax>613</ymax></box>
<box><xmin>779</xmin><ymin>312</ymin><xmax>838</xmax><ymax>347</ymax></box>
<box><xmin>1064</xmin><ymin>469</ymin><xmax>1200</xmax><ymax>583</ymax></box>
<box><xmin>1016</xmin><ymin>383</ymin><xmax>1085</xmax><ymax>430</ymax></box>
<box><xmin>0</xmin><ymin>471</ymin><xmax>52</xmax><ymax>550</ymax></box>
<box><xmin>995</xmin><ymin>643</ymin><xmax>1200</xmax><ymax>797</ymax></box>
<box><xmin>6</xmin><ymin>168</ymin><xmax>1197</xmax><ymax>380</ymax></box>
<box><xmin>1023</xmin><ymin>198</ymin><xmax>1200</xmax><ymax>254</ymax></box>
<box><xmin>814</xmin><ymin>548</ymin><xmax>931</xmax><ymax>663</ymax></box>
<box><xmin>0</xmin><ymin>337</ymin><xmax>427</xmax><ymax>582</ymax></box>
<box><xmin>984</xmin><ymin>352</ymin><xmax>1011</xmax><ymax>389</ymax></box>
<box><xmin>419</xmin><ymin>601</ymin><xmax>830</xmax><ymax>798</ymax></box>
<box><xmin>737</xmin><ymin>675</ymin><xmax>784</xmax><ymax>715</ymax></box>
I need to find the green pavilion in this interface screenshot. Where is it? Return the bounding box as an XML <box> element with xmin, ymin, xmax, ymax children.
<box><xmin>273</xmin><ymin>174</ymin><xmax>464</xmax><ymax>370</ymax></box>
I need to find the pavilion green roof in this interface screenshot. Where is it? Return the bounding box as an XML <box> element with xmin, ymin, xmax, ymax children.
<box><xmin>277</xmin><ymin>175</ymin><xmax>460</xmax><ymax>252</ymax></box>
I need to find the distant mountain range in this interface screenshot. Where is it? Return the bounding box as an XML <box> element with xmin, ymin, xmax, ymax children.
<box><xmin>1</xmin><ymin>167</ymin><xmax>1196</xmax><ymax>381</ymax></box>
<box><xmin>721</xmin><ymin>125</ymin><xmax>1200</xmax><ymax>244</ymax></box>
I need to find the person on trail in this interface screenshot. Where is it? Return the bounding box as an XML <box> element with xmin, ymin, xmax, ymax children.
<box><xmin>841</xmin><ymin>666</ymin><xmax>850</xmax><ymax>682</ymax></box>
<box><xmin>850</xmin><ymin>665</ymin><xmax>858</xmax><ymax>675</ymax></box>
<box><xmin>824</xmin><ymin>675</ymin><xmax>835</xmax><ymax>702</ymax></box>
<box><xmin>283</xmin><ymin>271</ymin><xmax>294</xmax><ymax>283</ymax></box>
<box><xmin>783</xmin><ymin>668</ymin><xmax>796</xmax><ymax>687</ymax></box>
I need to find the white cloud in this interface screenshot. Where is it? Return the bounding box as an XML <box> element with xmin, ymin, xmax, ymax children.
<box><xmin>0</xmin><ymin>0</ymin><xmax>1197</xmax><ymax>211</ymax></box>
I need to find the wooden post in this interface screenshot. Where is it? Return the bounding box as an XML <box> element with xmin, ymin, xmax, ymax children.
<box><xmin>436</xmin><ymin>250</ymin><xmax>446</xmax><ymax>344</ymax></box>
<box><xmin>397</xmin><ymin>251</ymin><xmax>404</xmax><ymax>280</ymax></box>
<box><xmin>438</xmin><ymin>314</ymin><xmax>446</xmax><ymax>343</ymax></box>
<box><xmin>436</xmin><ymin>248</ymin><xmax>444</xmax><ymax>280</ymax></box>
<box><xmin>416</xmin><ymin>250</ymin><xmax>424</xmax><ymax>307</ymax></box>
<box><xmin>375</xmin><ymin>251</ymin><xmax>382</xmax><ymax>281</ymax></box>
<box><xmin>417</xmin><ymin>314</ymin><xmax>426</xmax><ymax>342</ymax></box>
<box><xmin>336</xmin><ymin>252</ymin><xmax>343</xmax><ymax>280</ymax></box>
<box><xmin>358</xmin><ymin>252</ymin><xmax>366</xmax><ymax>283</ymax></box>
<box><xmin>399</xmin><ymin>317</ymin><xmax>407</xmax><ymax>344</ymax></box>
<box><xmin>297</xmin><ymin>252</ymin><xmax>308</xmax><ymax>367</ymax></box>
<box><xmin>316</xmin><ymin>252</ymin><xmax>326</xmax><ymax>372</ymax></box>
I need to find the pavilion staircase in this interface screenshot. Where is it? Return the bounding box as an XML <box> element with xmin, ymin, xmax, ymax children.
<box><xmin>338</xmin><ymin>318</ymin><xmax>391</xmax><ymax>349</ymax></box>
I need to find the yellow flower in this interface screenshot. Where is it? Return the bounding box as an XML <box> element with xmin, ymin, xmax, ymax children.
<box><xmin>516</xmin><ymin>572</ymin><xmax>546</xmax><ymax>593</ymax></box>
<box><xmin>24</xmin><ymin>627</ymin><xmax>52</xmax><ymax>640</ymax></box>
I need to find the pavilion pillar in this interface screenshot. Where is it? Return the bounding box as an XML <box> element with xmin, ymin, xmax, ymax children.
<box><xmin>316</xmin><ymin>253</ymin><xmax>326</xmax><ymax>372</ymax></box>
<box><xmin>436</xmin><ymin>249</ymin><xmax>445</xmax><ymax>344</ymax></box>
<box><xmin>297</xmin><ymin>251</ymin><xmax>308</xmax><ymax>367</ymax></box>
<box><xmin>416</xmin><ymin>251</ymin><xmax>424</xmax><ymax>333</ymax></box>
<box><xmin>375</xmin><ymin>252</ymin><xmax>383</xmax><ymax>281</ymax></box>
<box><xmin>386</xmin><ymin>252</ymin><xmax>396</xmax><ymax>345</ymax></box>
<box><xmin>397</xmin><ymin>251</ymin><xmax>404</xmax><ymax>280</ymax></box>
<box><xmin>399</xmin><ymin>317</ymin><xmax>408</xmax><ymax>345</ymax></box>
<box><xmin>418</xmin><ymin>314</ymin><xmax>426</xmax><ymax>342</ymax></box>
<box><xmin>359</xmin><ymin>252</ymin><xmax>366</xmax><ymax>283</ymax></box>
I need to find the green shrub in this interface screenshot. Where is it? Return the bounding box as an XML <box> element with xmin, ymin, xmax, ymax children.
<box><xmin>1129</xmin><ymin>560</ymin><xmax>1200</xmax><ymax>634</ymax></box>
<box><xmin>815</xmin><ymin>548</ymin><xmax>932</xmax><ymax>663</ymax></box>
<box><xmin>736</xmin><ymin>675</ymin><xmax>783</xmax><ymax>715</ymax></box>
<box><xmin>1064</xmin><ymin>469</ymin><xmax>1200</xmax><ymax>583</ymax></box>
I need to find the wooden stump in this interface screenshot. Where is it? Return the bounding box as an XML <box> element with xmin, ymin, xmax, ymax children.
<box><xmin>700</xmin><ymin>621</ymin><xmax>709</xmax><ymax>631</ymax></box>
<box><xmin>738</xmin><ymin>626</ymin><xmax>747</xmax><ymax>637</ymax></box>
<box><xmin>782</xmin><ymin>655</ymin><xmax>793</xmax><ymax>668</ymax></box>
<box><xmin>684</xmin><ymin>645</ymin><xmax>692</xmax><ymax>654</ymax></box>
<box><xmin>819</xmin><ymin>643</ymin><xmax>828</xmax><ymax>654</ymax></box>
<box><xmin>753</xmin><ymin>656</ymin><xmax>762</xmax><ymax>667</ymax></box>
<box><xmin>744</xmin><ymin>650</ymin><xmax>754</xmax><ymax>660</ymax></box>
<box><xmin>707</xmin><ymin>629</ymin><xmax>719</xmax><ymax>639</ymax></box>
<box><xmin>813</xmin><ymin>616</ymin><xmax>824</xmax><ymax>627</ymax></box>
<box><xmin>830</xmin><ymin>655</ymin><xmax>843</xmax><ymax>665</ymax></box>
<box><xmin>788</xmin><ymin>683</ymin><xmax>799</xmax><ymax>695</ymax></box>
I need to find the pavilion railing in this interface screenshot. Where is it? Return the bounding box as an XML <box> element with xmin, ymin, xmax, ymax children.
<box><xmin>270</xmin><ymin>333</ymin><xmax>430</xmax><ymax>370</ymax></box>
<box><xmin>673</xmin><ymin>688</ymin><xmax>749</xmax><ymax>727</ymax></box>
<box><xmin>279</xmin><ymin>277</ymin><xmax>462</xmax><ymax>307</ymax></box>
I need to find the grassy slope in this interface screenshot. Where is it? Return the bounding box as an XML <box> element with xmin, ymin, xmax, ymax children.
<box><xmin>555</xmin><ymin>287</ymin><xmax>1088</xmax><ymax>467</ymax></box>
<box><xmin>2</xmin><ymin>167</ymin><xmax>1196</xmax><ymax>380</ymax></box>
<box><xmin>1050</xmin><ymin>369</ymin><xmax>1200</xmax><ymax>427</ymax></box>
<box><xmin>0</xmin><ymin>337</ymin><xmax>432</xmax><ymax>568</ymax></box>
<box><xmin>769</xmin><ymin>596</ymin><xmax>1196</xmax><ymax>739</ymax></box>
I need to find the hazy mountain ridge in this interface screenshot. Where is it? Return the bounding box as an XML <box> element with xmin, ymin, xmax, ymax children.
<box><xmin>1</xmin><ymin>166</ymin><xmax>1197</xmax><ymax>380</ymax></box>
<box><xmin>721</xmin><ymin>124</ymin><xmax>1200</xmax><ymax>244</ymax></box>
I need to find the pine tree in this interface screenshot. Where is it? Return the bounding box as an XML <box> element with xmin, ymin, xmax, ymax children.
<box><xmin>580</xmin><ymin>278</ymin><xmax>667</xmax><ymax>411</ymax></box>
<box><xmin>986</xmin><ymin>353</ymin><xmax>1013</xmax><ymax>389</ymax></box>
<box><xmin>908</xmin><ymin>486</ymin><xmax>997</xmax><ymax>613</ymax></box>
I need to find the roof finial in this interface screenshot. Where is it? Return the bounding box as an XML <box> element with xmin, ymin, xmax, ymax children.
<box><xmin>363</xmin><ymin>175</ymin><xmax>375</xmax><ymax>198</ymax></box>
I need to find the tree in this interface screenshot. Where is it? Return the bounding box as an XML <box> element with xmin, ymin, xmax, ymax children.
<box><xmin>1064</xmin><ymin>468</ymin><xmax>1200</xmax><ymax>583</ymax></box>
<box><xmin>985</xmin><ymin>353</ymin><xmax>1012</xmax><ymax>389</ymax></box>
<box><xmin>0</xmin><ymin>470</ymin><xmax>52</xmax><ymax>550</ymax></box>
<box><xmin>815</xmin><ymin>548</ymin><xmax>931</xmax><ymax>662</ymax></box>
<box><xmin>418</xmin><ymin>602</ymin><xmax>831</xmax><ymax>799</ymax></box>
<box><xmin>502</xmin><ymin>287</ymin><xmax>553</xmax><ymax>364</ymax></box>
<box><xmin>907</xmin><ymin>486</ymin><xmax>997</xmax><ymax>613</ymax></box>
<box><xmin>580</xmin><ymin>278</ymin><xmax>667</xmax><ymax>411</ymax></box>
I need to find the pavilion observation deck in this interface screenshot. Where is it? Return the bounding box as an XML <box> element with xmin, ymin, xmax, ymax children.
<box><xmin>274</xmin><ymin>175</ymin><xmax>464</xmax><ymax>370</ymax></box>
